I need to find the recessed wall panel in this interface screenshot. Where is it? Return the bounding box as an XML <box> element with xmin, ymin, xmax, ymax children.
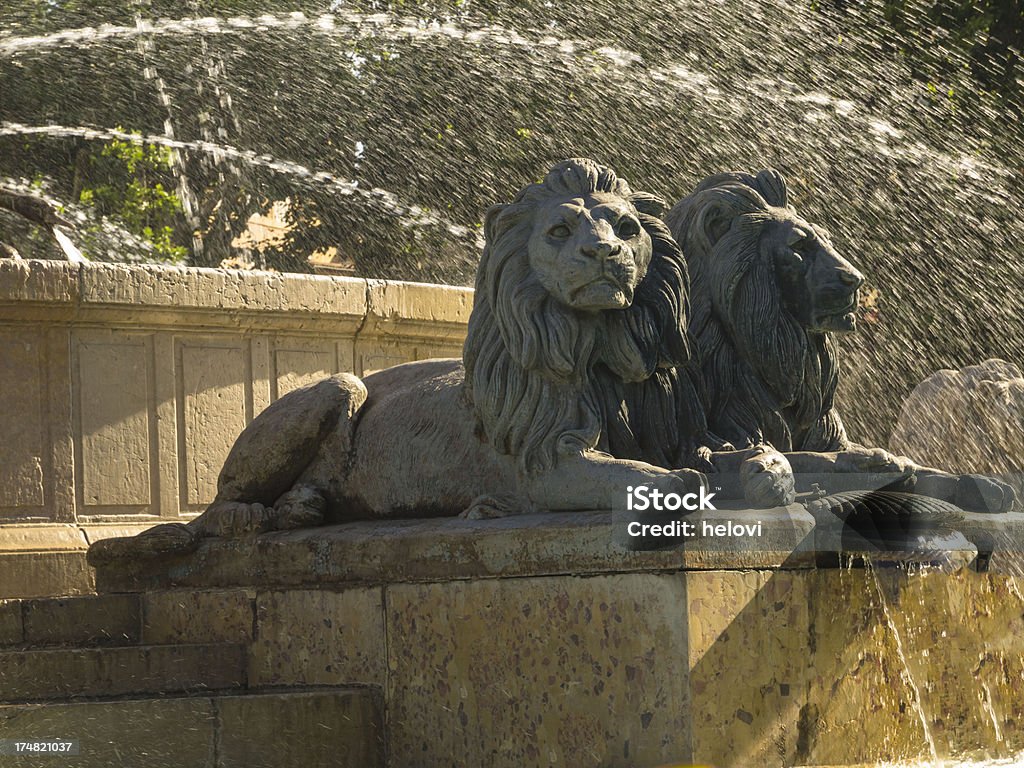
<box><xmin>178</xmin><ymin>342</ymin><xmax>249</xmax><ymax>508</ymax></box>
<box><xmin>78</xmin><ymin>340</ymin><xmax>152</xmax><ymax>507</ymax></box>
<box><xmin>0</xmin><ymin>331</ymin><xmax>45</xmax><ymax>509</ymax></box>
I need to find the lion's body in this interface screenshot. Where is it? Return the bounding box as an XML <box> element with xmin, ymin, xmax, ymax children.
<box><xmin>666</xmin><ymin>170</ymin><xmax>855</xmax><ymax>453</ymax></box>
<box><xmin>342</xmin><ymin>359</ymin><xmax>516</xmax><ymax>517</ymax></box>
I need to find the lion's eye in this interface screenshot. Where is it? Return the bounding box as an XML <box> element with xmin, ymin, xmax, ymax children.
<box><xmin>616</xmin><ymin>218</ymin><xmax>640</xmax><ymax>238</ymax></box>
<box><xmin>548</xmin><ymin>224</ymin><xmax>571</xmax><ymax>239</ymax></box>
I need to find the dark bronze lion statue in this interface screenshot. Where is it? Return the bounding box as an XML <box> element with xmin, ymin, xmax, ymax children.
<box><xmin>666</xmin><ymin>169</ymin><xmax>1015</xmax><ymax>512</ymax></box>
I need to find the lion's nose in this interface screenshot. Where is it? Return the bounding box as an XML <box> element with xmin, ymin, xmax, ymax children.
<box><xmin>581</xmin><ymin>240</ymin><xmax>620</xmax><ymax>260</ymax></box>
<box><xmin>838</xmin><ymin>267</ymin><xmax>864</xmax><ymax>288</ymax></box>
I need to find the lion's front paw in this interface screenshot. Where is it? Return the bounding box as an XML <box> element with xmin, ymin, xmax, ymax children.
<box><xmin>838</xmin><ymin>448</ymin><xmax>914</xmax><ymax>475</ymax></box>
<box><xmin>740</xmin><ymin>448</ymin><xmax>795</xmax><ymax>508</ymax></box>
<box><xmin>191</xmin><ymin>501</ymin><xmax>275</xmax><ymax>537</ymax></box>
<box><xmin>955</xmin><ymin>474</ymin><xmax>1017</xmax><ymax>513</ymax></box>
<box><xmin>87</xmin><ymin>522</ymin><xmax>198</xmax><ymax>567</ymax></box>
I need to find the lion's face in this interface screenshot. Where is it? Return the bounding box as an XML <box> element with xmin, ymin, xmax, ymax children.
<box><xmin>527</xmin><ymin>192</ymin><xmax>653</xmax><ymax>311</ymax></box>
<box><xmin>762</xmin><ymin>214</ymin><xmax>864</xmax><ymax>333</ymax></box>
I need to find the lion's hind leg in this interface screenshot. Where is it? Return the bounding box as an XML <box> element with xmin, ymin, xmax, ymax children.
<box><xmin>87</xmin><ymin>374</ymin><xmax>367</xmax><ymax>567</ymax></box>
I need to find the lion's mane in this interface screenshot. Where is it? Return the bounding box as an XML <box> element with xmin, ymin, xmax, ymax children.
<box><xmin>666</xmin><ymin>170</ymin><xmax>846</xmax><ymax>452</ymax></box>
<box><xmin>463</xmin><ymin>158</ymin><xmax>709</xmax><ymax>474</ymax></box>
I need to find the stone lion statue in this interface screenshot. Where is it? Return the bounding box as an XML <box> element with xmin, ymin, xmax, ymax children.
<box><xmin>891</xmin><ymin>359</ymin><xmax>1024</xmax><ymax>500</ymax></box>
<box><xmin>90</xmin><ymin>158</ymin><xmax>791</xmax><ymax>565</ymax></box>
<box><xmin>665</xmin><ymin>169</ymin><xmax>1015</xmax><ymax>512</ymax></box>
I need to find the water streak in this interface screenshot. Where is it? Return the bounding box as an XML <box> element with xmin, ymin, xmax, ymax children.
<box><xmin>868</xmin><ymin>561</ymin><xmax>941</xmax><ymax>763</ymax></box>
<box><xmin>0</xmin><ymin>11</ymin><xmax>622</xmax><ymax>62</ymax></box>
<box><xmin>0</xmin><ymin>122</ymin><xmax>479</xmax><ymax>244</ymax></box>
<box><xmin>131</xmin><ymin>0</ymin><xmax>205</xmax><ymax>258</ymax></box>
<box><xmin>2</xmin><ymin>11</ymin><xmax>1012</xmax><ymax>190</ymax></box>
<box><xmin>51</xmin><ymin>226</ymin><xmax>86</xmax><ymax>262</ymax></box>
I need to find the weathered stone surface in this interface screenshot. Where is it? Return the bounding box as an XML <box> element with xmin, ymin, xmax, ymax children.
<box><xmin>79</xmin><ymin>262</ymin><xmax>368</xmax><ymax>325</ymax></box>
<box><xmin>0</xmin><ymin>601</ymin><xmax>22</xmax><ymax>646</ymax></box>
<box><xmin>95</xmin><ymin>507</ymin><xmax>814</xmax><ymax>593</ymax></box>
<box><xmin>249</xmin><ymin>588</ymin><xmax>384</xmax><ymax>687</ymax></box>
<box><xmin>0</xmin><ymin>526</ymin><xmax>87</xmax><ymax>552</ymax></box>
<box><xmin>0</xmin><ymin>688</ymin><xmax>382</xmax><ymax>768</ymax></box>
<box><xmin>0</xmin><ymin>260</ymin><xmax>474</xmax><ymax>535</ymax></box>
<box><xmin>142</xmin><ymin>589</ymin><xmax>254</xmax><ymax>645</ymax></box>
<box><xmin>0</xmin><ymin>697</ymin><xmax>216</xmax><ymax>767</ymax></box>
<box><xmin>0</xmin><ymin>330</ymin><xmax>46</xmax><ymax>510</ymax></box>
<box><xmin>76</xmin><ymin>334</ymin><xmax>153</xmax><ymax>509</ymax></box>
<box><xmin>799</xmin><ymin>567</ymin><xmax>1024</xmax><ymax>764</ymax></box>
<box><xmin>0</xmin><ymin>552</ymin><xmax>93</xmax><ymax>600</ymax></box>
<box><xmin>0</xmin><ymin>643</ymin><xmax>245</xmax><ymax>702</ymax></box>
<box><xmin>386</xmin><ymin>573</ymin><xmax>690</xmax><ymax>768</ymax></box>
<box><xmin>0</xmin><ymin>259</ymin><xmax>78</xmax><ymax>306</ymax></box>
<box><xmin>216</xmin><ymin>689</ymin><xmax>385</xmax><ymax>768</ymax></box>
<box><xmin>358</xmin><ymin>278</ymin><xmax>472</xmax><ymax>371</ymax></box>
<box><xmin>687</xmin><ymin>570</ymin><xmax>811</xmax><ymax>767</ymax></box>
<box><xmin>21</xmin><ymin>594</ymin><xmax>139</xmax><ymax>647</ymax></box>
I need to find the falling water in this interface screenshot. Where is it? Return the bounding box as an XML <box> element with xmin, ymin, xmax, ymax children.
<box><xmin>50</xmin><ymin>225</ymin><xmax>86</xmax><ymax>262</ymax></box>
<box><xmin>868</xmin><ymin>560</ymin><xmax>941</xmax><ymax>762</ymax></box>
<box><xmin>0</xmin><ymin>122</ymin><xmax>480</xmax><ymax>243</ymax></box>
<box><xmin>130</xmin><ymin>0</ymin><xmax>205</xmax><ymax>258</ymax></box>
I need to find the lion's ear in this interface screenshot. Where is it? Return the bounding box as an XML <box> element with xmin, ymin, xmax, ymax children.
<box><xmin>754</xmin><ymin>170</ymin><xmax>789</xmax><ymax>208</ymax></box>
<box><xmin>695</xmin><ymin>197</ymin><xmax>736</xmax><ymax>248</ymax></box>
<box><xmin>629</xmin><ymin>192</ymin><xmax>668</xmax><ymax>219</ymax></box>
<box><xmin>691</xmin><ymin>186</ymin><xmax>767</xmax><ymax>249</ymax></box>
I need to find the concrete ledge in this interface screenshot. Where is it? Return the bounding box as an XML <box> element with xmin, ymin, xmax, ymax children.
<box><xmin>0</xmin><ymin>260</ymin><xmax>472</xmax><ymax>333</ymax></box>
<box><xmin>94</xmin><ymin>505</ymin><xmax>816</xmax><ymax>593</ymax></box>
<box><xmin>0</xmin><ymin>524</ymin><xmax>155</xmax><ymax>599</ymax></box>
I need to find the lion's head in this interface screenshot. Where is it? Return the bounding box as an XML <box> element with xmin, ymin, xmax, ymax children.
<box><xmin>464</xmin><ymin>158</ymin><xmax>704</xmax><ymax>473</ymax></box>
<box><xmin>666</xmin><ymin>170</ymin><xmax>864</xmax><ymax>452</ymax></box>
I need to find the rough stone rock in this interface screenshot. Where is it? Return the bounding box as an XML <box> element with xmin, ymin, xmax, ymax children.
<box><xmin>891</xmin><ymin>359</ymin><xmax>1024</xmax><ymax>501</ymax></box>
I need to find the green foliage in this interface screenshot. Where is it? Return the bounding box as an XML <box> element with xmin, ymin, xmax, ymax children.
<box><xmin>880</xmin><ymin>0</ymin><xmax>1022</xmax><ymax>100</ymax></box>
<box><xmin>77</xmin><ymin>132</ymin><xmax>188</xmax><ymax>262</ymax></box>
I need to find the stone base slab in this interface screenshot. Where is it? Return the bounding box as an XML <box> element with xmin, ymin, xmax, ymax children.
<box><xmin>0</xmin><ymin>523</ymin><xmax>156</xmax><ymax>599</ymax></box>
<box><xmin>69</xmin><ymin>510</ymin><xmax>1024</xmax><ymax>765</ymax></box>
<box><xmin>0</xmin><ymin>688</ymin><xmax>384</xmax><ymax>768</ymax></box>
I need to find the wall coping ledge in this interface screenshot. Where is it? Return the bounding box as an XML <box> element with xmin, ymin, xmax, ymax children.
<box><xmin>0</xmin><ymin>260</ymin><xmax>474</xmax><ymax>332</ymax></box>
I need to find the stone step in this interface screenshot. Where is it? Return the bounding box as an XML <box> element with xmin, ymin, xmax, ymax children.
<box><xmin>0</xmin><ymin>643</ymin><xmax>245</xmax><ymax>703</ymax></box>
<box><xmin>0</xmin><ymin>594</ymin><xmax>140</xmax><ymax>649</ymax></box>
<box><xmin>0</xmin><ymin>688</ymin><xmax>384</xmax><ymax>767</ymax></box>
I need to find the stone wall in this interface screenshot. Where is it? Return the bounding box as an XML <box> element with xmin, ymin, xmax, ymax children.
<box><xmin>82</xmin><ymin>508</ymin><xmax>1024</xmax><ymax>767</ymax></box>
<box><xmin>0</xmin><ymin>259</ymin><xmax>471</xmax><ymax>596</ymax></box>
